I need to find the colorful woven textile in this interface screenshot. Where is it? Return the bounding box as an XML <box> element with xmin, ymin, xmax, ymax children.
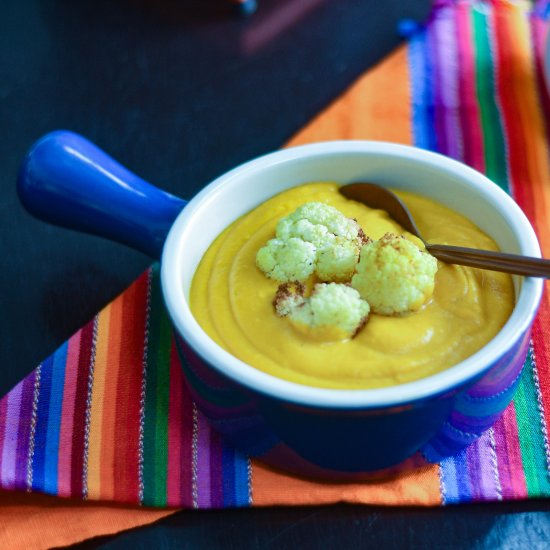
<box><xmin>1</xmin><ymin>1</ymin><xmax>550</xmax><ymax>527</ymax></box>
<box><xmin>409</xmin><ymin>0</ymin><xmax>550</xmax><ymax>502</ymax></box>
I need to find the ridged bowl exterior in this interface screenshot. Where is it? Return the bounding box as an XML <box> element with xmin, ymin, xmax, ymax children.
<box><xmin>174</xmin><ymin>326</ymin><xmax>531</xmax><ymax>478</ymax></box>
<box><xmin>160</xmin><ymin>141</ymin><xmax>542</xmax><ymax>479</ymax></box>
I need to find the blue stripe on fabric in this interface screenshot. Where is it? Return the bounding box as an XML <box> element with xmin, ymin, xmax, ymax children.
<box><xmin>423</xmin><ymin>24</ymin><xmax>439</xmax><ymax>152</ymax></box>
<box><xmin>455</xmin><ymin>450</ymin><xmax>474</xmax><ymax>502</ymax></box>
<box><xmin>439</xmin><ymin>455</ymin><xmax>459</xmax><ymax>504</ymax></box>
<box><xmin>221</xmin><ymin>444</ymin><xmax>237</xmax><ymax>506</ymax></box>
<box><xmin>43</xmin><ymin>341</ymin><xmax>68</xmax><ymax>494</ymax></box>
<box><xmin>233</xmin><ymin>450</ymin><xmax>251</xmax><ymax>506</ymax></box>
<box><xmin>32</xmin><ymin>354</ymin><xmax>53</xmax><ymax>491</ymax></box>
<box><xmin>442</xmin><ymin>450</ymin><xmax>474</xmax><ymax>504</ymax></box>
<box><xmin>408</xmin><ymin>27</ymin><xmax>437</xmax><ymax>151</ymax></box>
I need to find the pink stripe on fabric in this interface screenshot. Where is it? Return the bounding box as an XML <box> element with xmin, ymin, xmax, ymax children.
<box><xmin>531</xmin><ymin>8</ymin><xmax>550</xmax><ymax>164</ymax></box>
<box><xmin>434</xmin><ymin>4</ymin><xmax>463</xmax><ymax>160</ymax></box>
<box><xmin>494</xmin><ymin>404</ymin><xmax>528</xmax><ymax>499</ymax></box>
<box><xmin>57</xmin><ymin>330</ymin><xmax>82</xmax><ymax>497</ymax></box>
<box><xmin>167</xmin><ymin>341</ymin><xmax>183</xmax><ymax>507</ymax></box>
<box><xmin>180</xmin><ymin>365</ymin><xmax>195</xmax><ymax>509</ymax></box>
<box><xmin>0</xmin><ymin>382</ymin><xmax>23</xmax><ymax>489</ymax></box>
<box><xmin>456</xmin><ymin>1</ymin><xmax>486</xmax><ymax>172</ymax></box>
<box><xmin>196</xmin><ymin>409</ymin><xmax>212</xmax><ymax>508</ymax></box>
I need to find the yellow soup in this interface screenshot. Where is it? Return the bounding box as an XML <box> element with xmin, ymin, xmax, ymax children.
<box><xmin>190</xmin><ymin>182</ymin><xmax>515</xmax><ymax>389</ymax></box>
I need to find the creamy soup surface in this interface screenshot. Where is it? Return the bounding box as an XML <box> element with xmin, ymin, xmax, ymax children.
<box><xmin>190</xmin><ymin>182</ymin><xmax>515</xmax><ymax>389</ymax></box>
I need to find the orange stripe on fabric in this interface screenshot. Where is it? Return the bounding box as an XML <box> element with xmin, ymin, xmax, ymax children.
<box><xmin>99</xmin><ymin>291</ymin><xmax>124</xmax><ymax>501</ymax></box>
<box><xmin>287</xmin><ymin>46</ymin><xmax>412</xmax><ymax>146</ymax></box>
<box><xmin>86</xmin><ymin>304</ymin><xmax>112</xmax><ymax>500</ymax></box>
<box><xmin>251</xmin><ymin>461</ymin><xmax>441</xmax><ymax>506</ymax></box>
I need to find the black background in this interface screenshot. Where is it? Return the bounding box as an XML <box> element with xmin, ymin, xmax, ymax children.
<box><xmin>3</xmin><ymin>0</ymin><xmax>550</xmax><ymax>548</ymax></box>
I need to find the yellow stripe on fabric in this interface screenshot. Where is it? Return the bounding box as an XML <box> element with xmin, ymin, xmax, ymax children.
<box><xmin>85</xmin><ymin>304</ymin><xmax>112</xmax><ymax>500</ymax></box>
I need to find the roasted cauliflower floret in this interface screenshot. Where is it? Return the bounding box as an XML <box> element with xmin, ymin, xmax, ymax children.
<box><xmin>351</xmin><ymin>233</ymin><xmax>438</xmax><ymax>315</ymax></box>
<box><xmin>316</xmin><ymin>237</ymin><xmax>361</xmax><ymax>283</ymax></box>
<box><xmin>256</xmin><ymin>238</ymin><xmax>316</xmax><ymax>283</ymax></box>
<box><xmin>257</xmin><ymin>202</ymin><xmax>367</xmax><ymax>283</ymax></box>
<box><xmin>274</xmin><ymin>282</ymin><xmax>370</xmax><ymax>340</ymax></box>
<box><xmin>276</xmin><ymin>202</ymin><xmax>362</xmax><ymax>243</ymax></box>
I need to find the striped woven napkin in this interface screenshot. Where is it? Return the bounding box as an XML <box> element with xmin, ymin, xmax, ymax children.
<box><xmin>2</xmin><ymin>0</ymin><xmax>550</xmax><ymax>547</ymax></box>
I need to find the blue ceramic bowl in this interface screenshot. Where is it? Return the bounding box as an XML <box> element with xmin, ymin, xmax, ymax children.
<box><xmin>18</xmin><ymin>131</ymin><xmax>543</xmax><ymax>479</ymax></box>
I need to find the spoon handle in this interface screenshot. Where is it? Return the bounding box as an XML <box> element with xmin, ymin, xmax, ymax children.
<box><xmin>427</xmin><ymin>244</ymin><xmax>550</xmax><ymax>278</ymax></box>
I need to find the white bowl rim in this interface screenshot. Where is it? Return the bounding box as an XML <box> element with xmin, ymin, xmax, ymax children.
<box><xmin>161</xmin><ymin>140</ymin><xmax>543</xmax><ymax>409</ymax></box>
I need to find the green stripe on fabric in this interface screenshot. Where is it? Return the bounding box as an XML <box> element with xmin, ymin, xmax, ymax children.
<box><xmin>472</xmin><ymin>6</ymin><xmax>509</xmax><ymax>190</ymax></box>
<box><xmin>142</xmin><ymin>268</ymin><xmax>168</xmax><ymax>506</ymax></box>
<box><xmin>152</xmin><ymin>299</ymin><xmax>172</xmax><ymax>506</ymax></box>
<box><xmin>513</xmin><ymin>353</ymin><xmax>550</xmax><ymax>497</ymax></box>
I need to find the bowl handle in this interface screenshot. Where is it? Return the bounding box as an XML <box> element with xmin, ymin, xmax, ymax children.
<box><xmin>17</xmin><ymin>130</ymin><xmax>187</xmax><ymax>259</ymax></box>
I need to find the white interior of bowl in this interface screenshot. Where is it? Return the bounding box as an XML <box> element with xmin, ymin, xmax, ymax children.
<box><xmin>162</xmin><ymin>141</ymin><xmax>543</xmax><ymax>408</ymax></box>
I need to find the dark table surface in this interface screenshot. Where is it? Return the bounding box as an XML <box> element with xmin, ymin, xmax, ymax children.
<box><xmin>3</xmin><ymin>0</ymin><xmax>550</xmax><ymax>548</ymax></box>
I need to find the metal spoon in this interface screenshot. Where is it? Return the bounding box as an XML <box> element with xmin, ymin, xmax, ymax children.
<box><xmin>340</xmin><ymin>182</ymin><xmax>550</xmax><ymax>278</ymax></box>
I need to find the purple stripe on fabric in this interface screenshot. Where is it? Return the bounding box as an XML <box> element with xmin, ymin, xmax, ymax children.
<box><xmin>14</xmin><ymin>374</ymin><xmax>37</xmax><ymax>490</ymax></box>
<box><xmin>466</xmin><ymin>431</ymin><xmax>499</xmax><ymax>501</ymax></box>
<box><xmin>488</xmin><ymin>427</ymin><xmax>503</xmax><ymax>500</ymax></box>
<box><xmin>433</xmin><ymin>4</ymin><xmax>463</xmax><ymax>160</ymax></box>
<box><xmin>0</xmin><ymin>396</ymin><xmax>7</xmax><ymax>475</ymax></box>
<box><xmin>428</xmin><ymin>13</ymin><xmax>448</xmax><ymax>156</ymax></box>
<box><xmin>26</xmin><ymin>365</ymin><xmax>41</xmax><ymax>492</ymax></box>
<box><xmin>0</xmin><ymin>382</ymin><xmax>24</xmax><ymax>489</ymax></box>
<box><xmin>465</xmin><ymin>440</ymin><xmax>483</xmax><ymax>501</ymax></box>
<box><xmin>209</xmin><ymin>428</ymin><xmax>225</xmax><ymax>508</ymax></box>
<box><xmin>196</xmin><ymin>409</ymin><xmax>212</xmax><ymax>508</ymax></box>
